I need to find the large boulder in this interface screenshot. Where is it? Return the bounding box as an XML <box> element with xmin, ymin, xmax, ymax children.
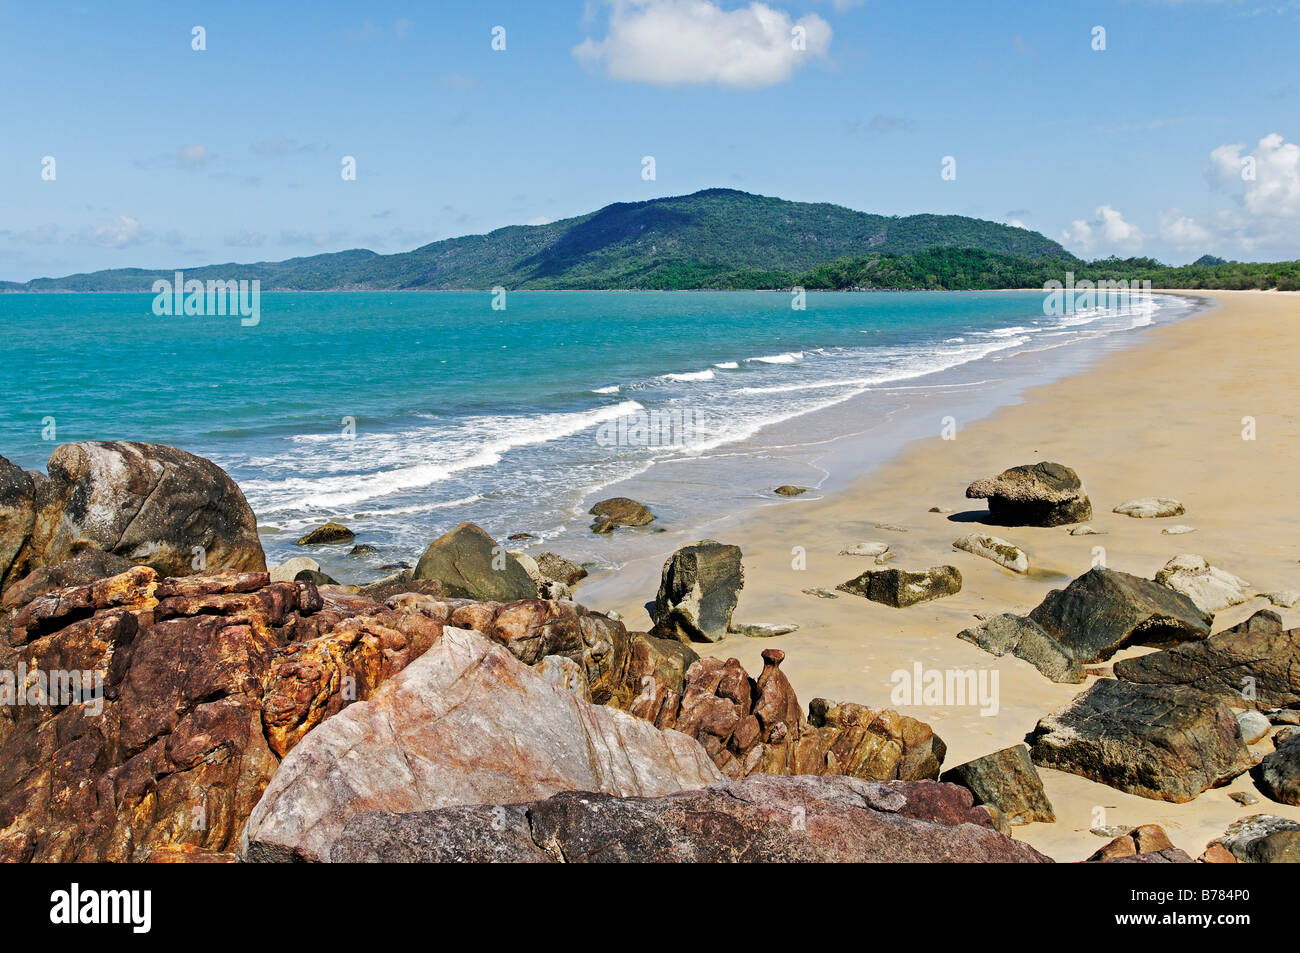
<box><xmin>0</xmin><ymin>567</ymin><xmax>443</xmax><ymax>862</ymax></box>
<box><xmin>957</xmin><ymin>613</ymin><xmax>1084</xmax><ymax>683</ymax></box>
<box><xmin>836</xmin><ymin>566</ymin><xmax>961</xmax><ymax>608</ymax></box>
<box><xmin>412</xmin><ymin>522</ymin><xmax>537</xmax><ymax>602</ymax></box>
<box><xmin>1</xmin><ymin>442</ymin><xmax>266</xmax><ymax>596</ymax></box>
<box><xmin>1209</xmin><ymin>814</ymin><xmax>1300</xmax><ymax>863</ymax></box>
<box><xmin>1114</xmin><ymin>609</ymin><xmax>1300</xmax><ymax>710</ymax></box>
<box><xmin>239</xmin><ymin>627</ymin><xmax>722</xmax><ymax>863</ymax></box>
<box><xmin>965</xmin><ymin>462</ymin><xmax>1091</xmax><ymax>526</ymax></box>
<box><xmin>1253</xmin><ymin>733</ymin><xmax>1300</xmax><ymax>806</ymax></box>
<box><xmin>940</xmin><ymin>744</ymin><xmax>1055</xmax><ymax>826</ymax></box>
<box><xmin>651</xmin><ymin>540</ymin><xmax>743</xmax><ymax>643</ymax></box>
<box><xmin>1028</xmin><ymin>679</ymin><xmax>1255</xmax><ymax>803</ymax></box>
<box><xmin>1154</xmin><ymin>554</ymin><xmax>1249</xmax><ymax>614</ymax></box>
<box><xmin>1027</xmin><ymin>567</ymin><xmax>1212</xmax><ymax>664</ymax></box>
<box><xmin>0</xmin><ymin>549</ymin><xmax>136</xmax><ymax>611</ymax></box>
<box><xmin>327</xmin><ymin>774</ymin><xmax>1052</xmax><ymax>864</ymax></box>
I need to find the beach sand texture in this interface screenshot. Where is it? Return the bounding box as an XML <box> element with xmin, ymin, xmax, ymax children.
<box><xmin>579</xmin><ymin>290</ymin><xmax>1300</xmax><ymax>862</ymax></box>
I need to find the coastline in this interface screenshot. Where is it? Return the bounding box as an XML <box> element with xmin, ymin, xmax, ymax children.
<box><xmin>575</xmin><ymin>289</ymin><xmax>1300</xmax><ymax>861</ymax></box>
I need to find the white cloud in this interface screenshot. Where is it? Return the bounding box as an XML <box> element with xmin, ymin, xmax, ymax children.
<box><xmin>1158</xmin><ymin>209</ymin><xmax>1212</xmax><ymax>250</ymax></box>
<box><xmin>1209</xmin><ymin>132</ymin><xmax>1300</xmax><ymax>220</ymax></box>
<box><xmin>574</xmin><ymin>0</ymin><xmax>832</xmax><ymax>89</ymax></box>
<box><xmin>176</xmin><ymin>144</ymin><xmax>212</xmax><ymax>167</ymax></box>
<box><xmin>1062</xmin><ymin>205</ymin><xmax>1144</xmax><ymax>255</ymax></box>
<box><xmin>84</xmin><ymin>215</ymin><xmax>147</xmax><ymax>249</ymax></box>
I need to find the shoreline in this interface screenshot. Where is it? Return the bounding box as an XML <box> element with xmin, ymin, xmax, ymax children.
<box><xmin>575</xmin><ymin>289</ymin><xmax>1300</xmax><ymax>861</ymax></box>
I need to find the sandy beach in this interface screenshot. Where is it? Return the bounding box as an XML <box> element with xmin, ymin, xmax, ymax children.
<box><xmin>578</xmin><ymin>289</ymin><xmax>1300</xmax><ymax>862</ymax></box>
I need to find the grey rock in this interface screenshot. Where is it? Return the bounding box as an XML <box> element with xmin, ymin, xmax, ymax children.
<box><xmin>966</xmin><ymin>461</ymin><xmax>1092</xmax><ymax>527</ymax></box>
<box><xmin>957</xmin><ymin>613</ymin><xmax>1084</xmax><ymax>683</ymax></box>
<box><xmin>1210</xmin><ymin>814</ymin><xmax>1300</xmax><ymax>862</ymax></box>
<box><xmin>651</xmin><ymin>540</ymin><xmax>744</xmax><ymax>643</ymax></box>
<box><xmin>1253</xmin><ymin>733</ymin><xmax>1300</xmax><ymax>805</ymax></box>
<box><xmin>952</xmin><ymin>533</ymin><xmax>1029</xmax><ymax>574</ymax></box>
<box><xmin>940</xmin><ymin>744</ymin><xmax>1055</xmax><ymax>825</ymax></box>
<box><xmin>1113</xmin><ymin>497</ymin><xmax>1185</xmax><ymax>518</ymax></box>
<box><xmin>413</xmin><ymin>521</ymin><xmax>538</xmax><ymax>602</ymax></box>
<box><xmin>836</xmin><ymin>566</ymin><xmax>961</xmax><ymax>608</ymax></box>
<box><xmin>1238</xmin><ymin>710</ymin><xmax>1272</xmax><ymax>745</ymax></box>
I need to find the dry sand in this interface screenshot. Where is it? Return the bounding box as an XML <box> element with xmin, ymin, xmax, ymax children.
<box><xmin>578</xmin><ymin>289</ymin><xmax>1300</xmax><ymax>862</ymax></box>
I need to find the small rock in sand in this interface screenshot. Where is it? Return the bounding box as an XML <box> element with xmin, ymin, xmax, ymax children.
<box><xmin>774</xmin><ymin>485</ymin><xmax>807</xmax><ymax>496</ymax></box>
<box><xmin>1113</xmin><ymin>498</ymin><xmax>1185</xmax><ymax>519</ymax></box>
<box><xmin>1091</xmin><ymin>825</ymin><xmax>1132</xmax><ymax>839</ymax></box>
<box><xmin>1230</xmin><ymin>791</ymin><xmax>1260</xmax><ymax>806</ymax></box>
<box><xmin>802</xmin><ymin>588</ymin><xmax>839</xmax><ymax>600</ymax></box>
<box><xmin>840</xmin><ymin>542</ymin><xmax>890</xmax><ymax>558</ymax></box>
<box><xmin>928</xmin><ymin>506</ymin><xmax>953</xmax><ymax>514</ymax></box>
<box><xmin>730</xmin><ymin>622</ymin><xmax>800</xmax><ymax>638</ymax></box>
<box><xmin>1154</xmin><ymin>554</ymin><xmax>1250</xmax><ymax>614</ymax></box>
<box><xmin>1269</xmin><ymin>709</ymin><xmax>1300</xmax><ymax>726</ymax></box>
<box><xmin>952</xmin><ymin>533</ymin><xmax>1029</xmax><ymax>574</ymax></box>
<box><xmin>1069</xmin><ymin>525</ymin><xmax>1104</xmax><ymax>536</ymax></box>
<box><xmin>1262</xmin><ymin>590</ymin><xmax>1300</xmax><ymax>608</ymax></box>
<box><xmin>1161</xmin><ymin>525</ymin><xmax>1196</xmax><ymax>535</ymax></box>
<box><xmin>1238</xmin><ymin>710</ymin><xmax>1272</xmax><ymax>745</ymax></box>
<box><xmin>874</xmin><ymin>522</ymin><xmax>909</xmax><ymax>533</ymax></box>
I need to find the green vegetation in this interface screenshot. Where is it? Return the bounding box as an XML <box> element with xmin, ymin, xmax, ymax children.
<box><xmin>4</xmin><ymin>189</ymin><xmax>1072</xmax><ymax>292</ymax></box>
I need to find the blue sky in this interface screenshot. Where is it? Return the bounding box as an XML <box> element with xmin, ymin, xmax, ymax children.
<box><xmin>2</xmin><ymin>0</ymin><xmax>1298</xmax><ymax>281</ymax></box>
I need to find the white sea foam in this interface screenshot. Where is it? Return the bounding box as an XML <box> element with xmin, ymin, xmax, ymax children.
<box><xmin>591</xmin><ymin>385</ymin><xmax>620</xmax><ymax>394</ymax></box>
<box><xmin>713</xmin><ymin>361</ymin><xmax>739</xmax><ymax>369</ymax></box>
<box><xmin>747</xmin><ymin>351</ymin><xmax>804</xmax><ymax>364</ymax></box>
<box><xmin>661</xmin><ymin>369</ymin><xmax>715</xmax><ymax>382</ymax></box>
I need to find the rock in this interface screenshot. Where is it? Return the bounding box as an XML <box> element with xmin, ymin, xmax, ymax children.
<box><xmin>0</xmin><ymin>566</ymin><xmax>444</xmax><ymax>862</ymax></box>
<box><xmin>836</xmin><ymin>566</ymin><xmax>961</xmax><ymax>608</ymax></box>
<box><xmin>774</xmin><ymin>485</ymin><xmax>807</xmax><ymax>496</ymax></box>
<box><xmin>534</xmin><ymin>552</ymin><xmax>588</xmax><ymax>587</ymax></box>
<box><xmin>327</xmin><ymin>774</ymin><xmax>1052</xmax><ymax>864</ymax></box>
<box><xmin>1161</xmin><ymin>525</ymin><xmax>1196</xmax><ymax>535</ymax></box>
<box><xmin>1090</xmin><ymin>825</ymin><xmax>1132</xmax><ymax>838</ymax></box>
<box><xmin>1</xmin><ymin>442</ymin><xmax>265</xmax><ymax>596</ymax></box>
<box><xmin>239</xmin><ymin>627</ymin><xmax>723</xmax><ymax>862</ymax></box>
<box><xmin>650</xmin><ymin>540</ymin><xmax>743</xmax><ymax>643</ymax></box>
<box><xmin>928</xmin><ymin>506</ymin><xmax>953</xmax><ymax>514</ymax></box>
<box><xmin>1197</xmin><ymin>844</ymin><xmax>1238</xmax><ymax>863</ymax></box>
<box><xmin>507</xmin><ymin>532</ymin><xmax>534</xmax><ymax>541</ymax></box>
<box><xmin>940</xmin><ymin>745</ymin><xmax>1055</xmax><ymax>825</ymax></box>
<box><xmin>1154</xmin><ymin>554</ymin><xmax>1250</xmax><ymax>613</ymax></box>
<box><xmin>957</xmin><ymin>613</ymin><xmax>1084</xmax><ymax>683</ymax></box>
<box><xmin>1262</xmin><ymin>590</ymin><xmax>1299</xmax><ymax>609</ymax></box>
<box><xmin>802</xmin><ymin>588</ymin><xmax>839</xmax><ymax>599</ymax></box>
<box><xmin>1271</xmin><ymin>709</ymin><xmax>1300</xmax><ymax>725</ymax></box>
<box><xmin>1114</xmin><ymin>609</ymin><xmax>1300</xmax><ymax>710</ymax></box>
<box><xmin>952</xmin><ymin>533</ymin><xmax>1029</xmax><ymax>574</ymax></box>
<box><xmin>965</xmin><ymin>461</ymin><xmax>1092</xmax><ymax>527</ymax></box>
<box><xmin>295</xmin><ymin>522</ymin><xmax>355</xmax><ymax>546</ymax></box>
<box><xmin>730</xmin><ymin>622</ymin><xmax>799</xmax><ymax>638</ymax></box>
<box><xmin>1253</xmin><ymin>733</ymin><xmax>1300</xmax><ymax>805</ymax></box>
<box><xmin>1086</xmin><ymin>824</ymin><xmax>1180</xmax><ymax>862</ymax></box>
<box><xmin>412</xmin><ymin>522</ymin><xmax>537</xmax><ymax>602</ymax></box>
<box><xmin>355</xmin><ymin>576</ymin><xmax>444</xmax><ymax>604</ymax></box>
<box><xmin>1278</xmin><ymin>726</ymin><xmax>1300</xmax><ymax>744</ymax></box>
<box><xmin>1238</xmin><ymin>710</ymin><xmax>1273</xmax><ymax>744</ymax></box>
<box><xmin>511</xmin><ymin>552</ymin><xmax>572</xmax><ymax>601</ymax></box>
<box><xmin>534</xmin><ymin>655</ymin><xmax>592</xmax><ymax>702</ymax></box>
<box><xmin>268</xmin><ymin>556</ymin><xmax>320</xmax><ymax>583</ymax></box>
<box><xmin>1027</xmin><ymin>566</ymin><xmax>1212</xmax><ymax>664</ymax></box>
<box><xmin>1113</xmin><ymin>497</ymin><xmax>1185</xmax><ymax>518</ymax></box>
<box><xmin>1029</xmin><ymin>679</ymin><xmax>1255</xmax><ymax>802</ymax></box>
<box><xmin>348</xmin><ymin>544</ymin><xmax>379</xmax><ymax>557</ymax></box>
<box><xmin>589</xmin><ymin>497</ymin><xmax>654</xmax><ymax>534</ymax></box>
<box><xmin>874</xmin><ymin>522</ymin><xmax>909</xmax><ymax>533</ymax></box>
<box><xmin>1210</xmin><ymin>814</ymin><xmax>1300</xmax><ymax>863</ymax></box>
<box><xmin>1230</xmin><ymin>791</ymin><xmax>1259</xmax><ymax>806</ymax></box>
<box><xmin>1069</xmin><ymin>525</ymin><xmax>1104</xmax><ymax>535</ymax></box>
<box><xmin>840</xmin><ymin>542</ymin><xmax>890</xmax><ymax>558</ymax></box>
<box><xmin>0</xmin><ymin>549</ymin><xmax>137</xmax><ymax>611</ymax></box>
<box><xmin>620</xmin><ymin>632</ymin><xmax>699</xmax><ymax>725</ymax></box>
<box><xmin>294</xmin><ymin>569</ymin><xmax>340</xmax><ymax>587</ymax></box>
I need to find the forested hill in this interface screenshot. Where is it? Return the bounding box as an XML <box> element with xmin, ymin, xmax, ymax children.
<box><xmin>3</xmin><ymin>188</ymin><xmax>1074</xmax><ymax>292</ymax></box>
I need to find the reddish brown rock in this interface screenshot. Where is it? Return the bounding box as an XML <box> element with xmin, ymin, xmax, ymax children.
<box><xmin>1086</xmin><ymin>824</ymin><xmax>1179</xmax><ymax>862</ymax></box>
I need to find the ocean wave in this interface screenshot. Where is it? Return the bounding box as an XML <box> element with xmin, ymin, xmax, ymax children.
<box><xmin>660</xmin><ymin>369</ymin><xmax>715</xmax><ymax>382</ymax></box>
<box><xmin>591</xmin><ymin>385</ymin><xmax>620</xmax><ymax>394</ymax></box>
<box><xmin>746</xmin><ymin>351</ymin><xmax>804</xmax><ymax>364</ymax></box>
<box><xmin>713</xmin><ymin>361</ymin><xmax>739</xmax><ymax>369</ymax></box>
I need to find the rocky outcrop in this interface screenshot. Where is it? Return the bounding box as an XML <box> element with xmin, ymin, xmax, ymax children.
<box><xmin>268</xmin><ymin>556</ymin><xmax>319</xmax><ymax>584</ymax></box>
<box><xmin>952</xmin><ymin>534</ymin><xmax>1028</xmax><ymax>573</ymax></box>
<box><xmin>0</xmin><ymin>549</ymin><xmax>136</xmax><ymax>611</ymax></box>
<box><xmin>651</xmin><ymin>540</ymin><xmax>743</xmax><ymax>642</ymax></box>
<box><xmin>1027</xmin><ymin>567</ymin><xmax>1211</xmax><ymax>664</ymax></box>
<box><xmin>294</xmin><ymin>522</ymin><xmax>355</xmax><ymax>546</ymax></box>
<box><xmin>1210</xmin><ymin>814</ymin><xmax>1300</xmax><ymax>863</ymax></box>
<box><xmin>0</xmin><ymin>566</ymin><xmax>443</xmax><ymax>862</ymax></box>
<box><xmin>535</xmin><ymin>552</ymin><xmax>588</xmax><ymax>587</ymax></box>
<box><xmin>1086</xmin><ymin>825</ymin><xmax>1186</xmax><ymax>862</ymax></box>
<box><xmin>1028</xmin><ymin>679</ymin><xmax>1255</xmax><ymax>802</ymax></box>
<box><xmin>589</xmin><ymin>497</ymin><xmax>654</xmax><ymax>534</ymax></box>
<box><xmin>1113</xmin><ymin>497</ymin><xmax>1185</xmax><ymax>518</ymax></box>
<box><xmin>0</xmin><ymin>442</ymin><xmax>266</xmax><ymax>597</ymax></box>
<box><xmin>1113</xmin><ymin>609</ymin><xmax>1300</xmax><ymax>710</ymax></box>
<box><xmin>957</xmin><ymin>613</ymin><xmax>1084</xmax><ymax>683</ymax></box>
<box><xmin>1154</xmin><ymin>554</ymin><xmax>1249</xmax><ymax>613</ymax></box>
<box><xmin>940</xmin><ymin>744</ymin><xmax>1055</xmax><ymax>826</ymax></box>
<box><xmin>239</xmin><ymin>627</ymin><xmax>723</xmax><ymax>863</ymax></box>
<box><xmin>412</xmin><ymin>522</ymin><xmax>537</xmax><ymax>602</ymax></box>
<box><xmin>965</xmin><ymin>462</ymin><xmax>1092</xmax><ymax>527</ymax></box>
<box><xmin>836</xmin><ymin>566</ymin><xmax>961</xmax><ymax>608</ymax></box>
<box><xmin>1253</xmin><ymin>733</ymin><xmax>1300</xmax><ymax>805</ymax></box>
<box><xmin>327</xmin><ymin>774</ymin><xmax>1052</xmax><ymax>863</ymax></box>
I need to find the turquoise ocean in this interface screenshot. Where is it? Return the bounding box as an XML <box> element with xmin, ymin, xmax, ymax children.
<box><xmin>0</xmin><ymin>290</ymin><xmax>1201</xmax><ymax>580</ymax></box>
